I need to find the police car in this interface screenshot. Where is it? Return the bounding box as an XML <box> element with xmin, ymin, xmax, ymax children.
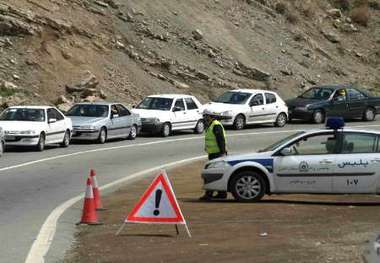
<box><xmin>202</xmin><ymin>117</ymin><xmax>380</xmax><ymax>201</ymax></box>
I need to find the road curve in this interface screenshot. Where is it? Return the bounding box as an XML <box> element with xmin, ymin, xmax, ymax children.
<box><xmin>0</xmin><ymin>121</ymin><xmax>380</xmax><ymax>262</ymax></box>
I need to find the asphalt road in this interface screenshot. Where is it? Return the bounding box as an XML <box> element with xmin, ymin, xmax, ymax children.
<box><xmin>1</xmin><ymin>121</ymin><xmax>380</xmax><ymax>263</ymax></box>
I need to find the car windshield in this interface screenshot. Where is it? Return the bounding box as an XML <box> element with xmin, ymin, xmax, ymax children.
<box><xmin>136</xmin><ymin>97</ymin><xmax>173</xmax><ymax>111</ymax></box>
<box><xmin>299</xmin><ymin>87</ymin><xmax>334</xmax><ymax>100</ymax></box>
<box><xmin>0</xmin><ymin>108</ymin><xmax>45</xmax><ymax>122</ymax></box>
<box><xmin>258</xmin><ymin>132</ymin><xmax>305</xmax><ymax>152</ymax></box>
<box><xmin>66</xmin><ymin>104</ymin><xmax>109</xmax><ymax>117</ymax></box>
<box><xmin>215</xmin><ymin>91</ymin><xmax>251</xmax><ymax>104</ymax></box>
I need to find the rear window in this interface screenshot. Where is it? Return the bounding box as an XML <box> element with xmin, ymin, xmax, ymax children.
<box><xmin>265</xmin><ymin>93</ymin><xmax>276</xmax><ymax>104</ymax></box>
<box><xmin>341</xmin><ymin>133</ymin><xmax>377</xmax><ymax>154</ymax></box>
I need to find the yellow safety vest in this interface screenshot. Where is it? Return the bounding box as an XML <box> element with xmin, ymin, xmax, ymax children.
<box><xmin>205</xmin><ymin>120</ymin><xmax>226</xmax><ymax>154</ymax></box>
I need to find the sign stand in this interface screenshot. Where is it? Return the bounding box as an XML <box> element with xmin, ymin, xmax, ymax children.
<box><xmin>116</xmin><ymin>170</ymin><xmax>191</xmax><ymax>238</ymax></box>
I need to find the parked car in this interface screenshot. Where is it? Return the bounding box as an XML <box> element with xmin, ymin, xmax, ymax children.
<box><xmin>286</xmin><ymin>84</ymin><xmax>380</xmax><ymax>124</ymax></box>
<box><xmin>203</xmin><ymin>89</ymin><xmax>288</xmax><ymax>130</ymax></box>
<box><xmin>66</xmin><ymin>102</ymin><xmax>141</xmax><ymax>143</ymax></box>
<box><xmin>0</xmin><ymin>127</ymin><xmax>4</xmax><ymax>157</ymax></box>
<box><xmin>131</xmin><ymin>94</ymin><xmax>204</xmax><ymax>137</ymax></box>
<box><xmin>201</xmin><ymin>117</ymin><xmax>380</xmax><ymax>202</ymax></box>
<box><xmin>0</xmin><ymin>106</ymin><xmax>72</xmax><ymax>151</ymax></box>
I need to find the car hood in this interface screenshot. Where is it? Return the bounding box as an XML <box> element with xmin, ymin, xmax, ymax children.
<box><xmin>131</xmin><ymin>109</ymin><xmax>168</xmax><ymax>119</ymax></box>
<box><xmin>69</xmin><ymin>116</ymin><xmax>106</xmax><ymax>126</ymax></box>
<box><xmin>0</xmin><ymin>121</ymin><xmax>45</xmax><ymax>131</ymax></box>
<box><xmin>286</xmin><ymin>97</ymin><xmax>324</xmax><ymax>107</ymax></box>
<box><xmin>204</xmin><ymin>102</ymin><xmax>244</xmax><ymax>114</ymax></box>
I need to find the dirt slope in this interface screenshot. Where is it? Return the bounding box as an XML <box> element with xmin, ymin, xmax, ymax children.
<box><xmin>0</xmin><ymin>0</ymin><xmax>379</xmax><ymax>109</ymax></box>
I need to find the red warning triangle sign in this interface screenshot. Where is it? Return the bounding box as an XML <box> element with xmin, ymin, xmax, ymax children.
<box><xmin>125</xmin><ymin>170</ymin><xmax>186</xmax><ymax>224</ymax></box>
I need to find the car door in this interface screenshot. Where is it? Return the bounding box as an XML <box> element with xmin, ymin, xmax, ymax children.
<box><xmin>115</xmin><ymin>104</ymin><xmax>132</xmax><ymax>137</ymax></box>
<box><xmin>184</xmin><ymin>97</ymin><xmax>201</xmax><ymax>128</ymax></box>
<box><xmin>171</xmin><ymin>98</ymin><xmax>188</xmax><ymax>130</ymax></box>
<box><xmin>263</xmin><ymin>93</ymin><xmax>279</xmax><ymax>122</ymax></box>
<box><xmin>333</xmin><ymin>132</ymin><xmax>380</xmax><ymax>193</ymax></box>
<box><xmin>248</xmin><ymin>93</ymin><xmax>266</xmax><ymax>123</ymax></box>
<box><xmin>347</xmin><ymin>88</ymin><xmax>367</xmax><ymax>118</ymax></box>
<box><xmin>109</xmin><ymin>104</ymin><xmax>123</xmax><ymax>138</ymax></box>
<box><xmin>273</xmin><ymin>132</ymin><xmax>338</xmax><ymax>193</ymax></box>
<box><xmin>46</xmin><ymin>108</ymin><xmax>66</xmax><ymax>143</ymax></box>
<box><xmin>327</xmin><ymin>88</ymin><xmax>349</xmax><ymax>117</ymax></box>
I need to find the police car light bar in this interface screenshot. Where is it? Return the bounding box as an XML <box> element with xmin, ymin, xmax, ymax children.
<box><xmin>326</xmin><ymin>117</ymin><xmax>345</xmax><ymax>130</ymax></box>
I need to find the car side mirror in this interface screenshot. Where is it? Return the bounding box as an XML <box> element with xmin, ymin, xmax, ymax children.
<box><xmin>280</xmin><ymin>147</ymin><xmax>292</xmax><ymax>156</ymax></box>
<box><xmin>173</xmin><ymin>106</ymin><xmax>182</xmax><ymax>112</ymax></box>
<box><xmin>48</xmin><ymin>118</ymin><xmax>57</xmax><ymax>124</ymax></box>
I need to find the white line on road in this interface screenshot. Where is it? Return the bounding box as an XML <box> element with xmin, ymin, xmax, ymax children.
<box><xmin>3</xmin><ymin>123</ymin><xmax>380</xmax><ymax>172</ymax></box>
<box><xmin>24</xmin><ymin>155</ymin><xmax>207</xmax><ymax>263</ymax></box>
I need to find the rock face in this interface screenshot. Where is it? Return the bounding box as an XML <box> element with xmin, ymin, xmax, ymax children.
<box><xmin>234</xmin><ymin>62</ymin><xmax>271</xmax><ymax>82</ymax></box>
<box><xmin>192</xmin><ymin>29</ymin><xmax>203</xmax><ymax>40</ymax></box>
<box><xmin>321</xmin><ymin>30</ymin><xmax>340</xmax><ymax>43</ymax></box>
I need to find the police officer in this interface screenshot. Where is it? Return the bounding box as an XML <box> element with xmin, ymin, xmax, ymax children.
<box><xmin>200</xmin><ymin>109</ymin><xmax>228</xmax><ymax>200</ymax></box>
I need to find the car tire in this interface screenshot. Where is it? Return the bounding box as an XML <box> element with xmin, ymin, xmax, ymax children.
<box><xmin>230</xmin><ymin>171</ymin><xmax>266</xmax><ymax>202</ymax></box>
<box><xmin>363</xmin><ymin>107</ymin><xmax>376</xmax><ymax>121</ymax></box>
<box><xmin>36</xmin><ymin>133</ymin><xmax>45</xmax><ymax>152</ymax></box>
<box><xmin>0</xmin><ymin>141</ymin><xmax>3</xmax><ymax>157</ymax></box>
<box><xmin>161</xmin><ymin>122</ymin><xmax>171</xmax><ymax>137</ymax></box>
<box><xmin>274</xmin><ymin>112</ymin><xmax>287</xmax><ymax>127</ymax></box>
<box><xmin>194</xmin><ymin>120</ymin><xmax>205</xmax><ymax>134</ymax></box>
<box><xmin>60</xmin><ymin>130</ymin><xmax>70</xmax><ymax>147</ymax></box>
<box><xmin>98</xmin><ymin>127</ymin><xmax>107</xmax><ymax>144</ymax></box>
<box><xmin>233</xmin><ymin>114</ymin><xmax>245</xmax><ymax>130</ymax></box>
<box><xmin>312</xmin><ymin>109</ymin><xmax>325</xmax><ymax>124</ymax></box>
<box><xmin>127</xmin><ymin>125</ymin><xmax>137</xmax><ymax>140</ymax></box>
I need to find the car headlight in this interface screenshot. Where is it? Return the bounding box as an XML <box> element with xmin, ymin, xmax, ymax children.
<box><xmin>220</xmin><ymin>110</ymin><xmax>233</xmax><ymax>116</ymax></box>
<box><xmin>19</xmin><ymin>130</ymin><xmax>36</xmax><ymax>135</ymax></box>
<box><xmin>296</xmin><ymin>105</ymin><xmax>310</xmax><ymax>111</ymax></box>
<box><xmin>205</xmin><ymin>160</ymin><xmax>230</xmax><ymax>169</ymax></box>
<box><xmin>144</xmin><ymin>118</ymin><xmax>160</xmax><ymax>123</ymax></box>
<box><xmin>80</xmin><ymin>125</ymin><xmax>96</xmax><ymax>130</ymax></box>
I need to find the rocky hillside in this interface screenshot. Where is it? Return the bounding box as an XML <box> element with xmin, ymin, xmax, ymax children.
<box><xmin>0</xmin><ymin>0</ymin><xmax>379</xmax><ymax>110</ymax></box>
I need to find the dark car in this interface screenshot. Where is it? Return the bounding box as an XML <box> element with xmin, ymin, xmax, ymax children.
<box><xmin>286</xmin><ymin>85</ymin><xmax>380</xmax><ymax>123</ymax></box>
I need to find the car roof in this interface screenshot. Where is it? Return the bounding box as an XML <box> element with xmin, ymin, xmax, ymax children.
<box><xmin>147</xmin><ymin>94</ymin><xmax>195</xmax><ymax>99</ymax></box>
<box><xmin>230</xmin><ymin>89</ymin><xmax>276</xmax><ymax>94</ymax></box>
<box><xmin>310</xmin><ymin>84</ymin><xmax>352</xmax><ymax>90</ymax></box>
<box><xmin>305</xmin><ymin>128</ymin><xmax>380</xmax><ymax>135</ymax></box>
<box><xmin>7</xmin><ymin>105</ymin><xmax>55</xmax><ymax>109</ymax></box>
<box><xmin>72</xmin><ymin>102</ymin><xmax>116</xmax><ymax>106</ymax></box>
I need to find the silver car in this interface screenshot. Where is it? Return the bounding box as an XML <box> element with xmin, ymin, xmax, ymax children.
<box><xmin>0</xmin><ymin>127</ymin><xmax>4</xmax><ymax>156</ymax></box>
<box><xmin>66</xmin><ymin>102</ymin><xmax>141</xmax><ymax>143</ymax></box>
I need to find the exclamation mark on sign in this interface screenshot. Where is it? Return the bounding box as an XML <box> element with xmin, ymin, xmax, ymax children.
<box><xmin>153</xmin><ymin>189</ymin><xmax>162</xmax><ymax>216</ymax></box>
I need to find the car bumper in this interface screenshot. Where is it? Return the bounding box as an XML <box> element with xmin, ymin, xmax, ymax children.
<box><xmin>4</xmin><ymin>135</ymin><xmax>40</xmax><ymax>146</ymax></box>
<box><xmin>71</xmin><ymin>129</ymin><xmax>100</xmax><ymax>140</ymax></box>
<box><xmin>202</xmin><ymin>168</ymin><xmax>228</xmax><ymax>191</ymax></box>
<box><xmin>289</xmin><ymin>108</ymin><xmax>313</xmax><ymax>120</ymax></box>
<box><xmin>140</xmin><ymin>122</ymin><xmax>164</xmax><ymax>134</ymax></box>
<box><xmin>220</xmin><ymin>116</ymin><xmax>234</xmax><ymax>126</ymax></box>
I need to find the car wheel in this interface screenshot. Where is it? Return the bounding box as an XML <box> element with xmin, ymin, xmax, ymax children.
<box><xmin>312</xmin><ymin>109</ymin><xmax>325</xmax><ymax>124</ymax></box>
<box><xmin>274</xmin><ymin>113</ymin><xmax>287</xmax><ymax>127</ymax></box>
<box><xmin>127</xmin><ymin>125</ymin><xmax>137</xmax><ymax>140</ymax></box>
<box><xmin>363</xmin><ymin>107</ymin><xmax>376</xmax><ymax>121</ymax></box>
<box><xmin>233</xmin><ymin>114</ymin><xmax>245</xmax><ymax>130</ymax></box>
<box><xmin>161</xmin><ymin>123</ymin><xmax>171</xmax><ymax>137</ymax></box>
<box><xmin>60</xmin><ymin>130</ymin><xmax>70</xmax><ymax>147</ymax></box>
<box><xmin>36</xmin><ymin>133</ymin><xmax>45</xmax><ymax>152</ymax></box>
<box><xmin>0</xmin><ymin>141</ymin><xmax>3</xmax><ymax>157</ymax></box>
<box><xmin>230</xmin><ymin>171</ymin><xmax>266</xmax><ymax>202</ymax></box>
<box><xmin>98</xmin><ymin>127</ymin><xmax>107</xmax><ymax>144</ymax></box>
<box><xmin>194</xmin><ymin>120</ymin><xmax>204</xmax><ymax>134</ymax></box>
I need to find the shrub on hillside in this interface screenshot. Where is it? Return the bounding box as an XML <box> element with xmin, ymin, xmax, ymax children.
<box><xmin>350</xmin><ymin>5</ymin><xmax>370</xmax><ymax>26</ymax></box>
<box><xmin>332</xmin><ymin>0</ymin><xmax>351</xmax><ymax>10</ymax></box>
<box><xmin>274</xmin><ymin>2</ymin><xmax>299</xmax><ymax>24</ymax></box>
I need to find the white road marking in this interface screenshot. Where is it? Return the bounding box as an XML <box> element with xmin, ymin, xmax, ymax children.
<box><xmin>20</xmin><ymin>123</ymin><xmax>380</xmax><ymax>263</ymax></box>
<box><xmin>24</xmin><ymin>155</ymin><xmax>206</xmax><ymax>263</ymax></box>
<box><xmin>3</xmin><ymin>123</ymin><xmax>380</xmax><ymax>172</ymax></box>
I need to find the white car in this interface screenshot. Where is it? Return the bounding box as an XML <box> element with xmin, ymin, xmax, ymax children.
<box><xmin>204</xmin><ymin>89</ymin><xmax>288</xmax><ymax>130</ymax></box>
<box><xmin>0</xmin><ymin>106</ymin><xmax>73</xmax><ymax>151</ymax></box>
<box><xmin>132</xmin><ymin>94</ymin><xmax>204</xmax><ymax>137</ymax></box>
<box><xmin>202</xmin><ymin>118</ymin><xmax>380</xmax><ymax>202</ymax></box>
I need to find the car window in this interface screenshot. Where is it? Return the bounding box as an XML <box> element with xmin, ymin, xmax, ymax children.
<box><xmin>0</xmin><ymin>108</ymin><xmax>45</xmax><ymax>122</ymax></box>
<box><xmin>265</xmin><ymin>93</ymin><xmax>276</xmax><ymax>104</ymax></box>
<box><xmin>48</xmin><ymin>108</ymin><xmax>64</xmax><ymax>121</ymax></box>
<box><xmin>250</xmin><ymin>94</ymin><xmax>264</xmax><ymax>106</ymax></box>
<box><xmin>174</xmin><ymin>99</ymin><xmax>185</xmax><ymax>111</ymax></box>
<box><xmin>52</xmin><ymin>108</ymin><xmax>64</xmax><ymax>120</ymax></box>
<box><xmin>299</xmin><ymin>87</ymin><xmax>334</xmax><ymax>99</ymax></box>
<box><xmin>347</xmin><ymin>88</ymin><xmax>365</xmax><ymax>100</ymax></box>
<box><xmin>333</xmin><ymin>89</ymin><xmax>347</xmax><ymax>101</ymax></box>
<box><xmin>116</xmin><ymin>104</ymin><xmax>131</xmax><ymax>116</ymax></box>
<box><xmin>214</xmin><ymin>91</ymin><xmax>251</xmax><ymax>105</ymax></box>
<box><xmin>136</xmin><ymin>97</ymin><xmax>173</xmax><ymax>111</ymax></box>
<box><xmin>341</xmin><ymin>133</ymin><xmax>377</xmax><ymax>154</ymax></box>
<box><xmin>111</xmin><ymin>105</ymin><xmax>119</xmax><ymax>117</ymax></box>
<box><xmin>185</xmin><ymin>98</ymin><xmax>198</xmax><ymax>110</ymax></box>
<box><xmin>66</xmin><ymin>104</ymin><xmax>109</xmax><ymax>117</ymax></box>
<box><xmin>285</xmin><ymin>133</ymin><xmax>337</xmax><ymax>155</ymax></box>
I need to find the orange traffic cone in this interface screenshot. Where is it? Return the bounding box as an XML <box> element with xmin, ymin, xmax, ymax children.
<box><xmin>77</xmin><ymin>178</ymin><xmax>101</xmax><ymax>225</ymax></box>
<box><xmin>90</xmin><ymin>169</ymin><xmax>105</xmax><ymax>210</ymax></box>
